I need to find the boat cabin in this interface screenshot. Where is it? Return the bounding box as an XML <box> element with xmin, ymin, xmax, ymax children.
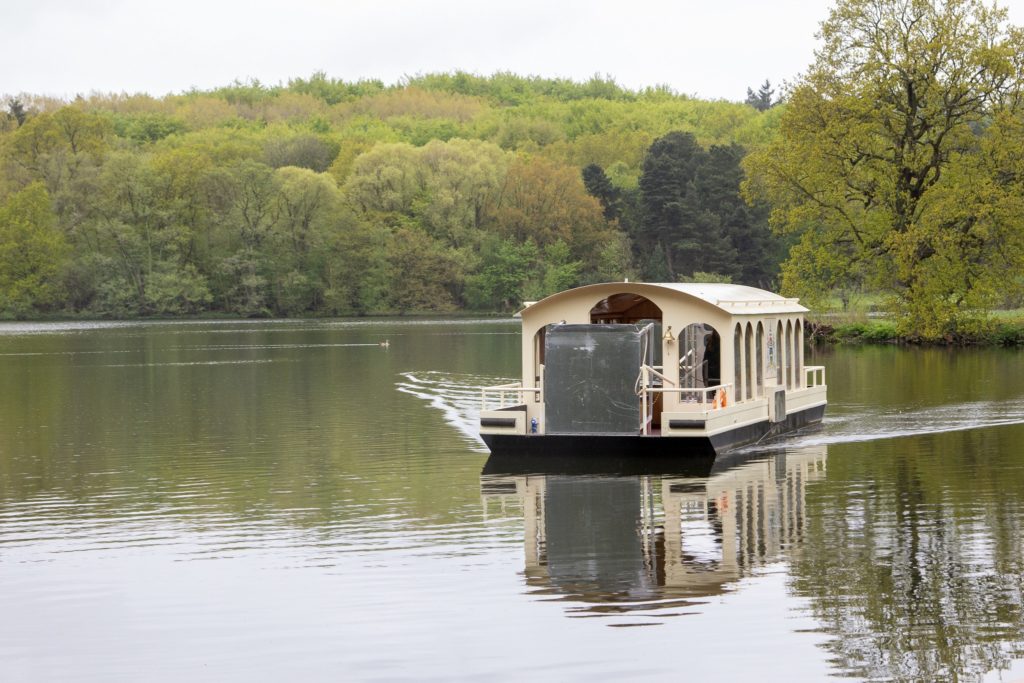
<box><xmin>479</xmin><ymin>282</ymin><xmax>826</xmax><ymax>455</ymax></box>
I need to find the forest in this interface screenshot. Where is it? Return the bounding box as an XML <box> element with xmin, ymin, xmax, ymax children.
<box><xmin>0</xmin><ymin>73</ymin><xmax>783</xmax><ymax>319</ymax></box>
<box><xmin>5</xmin><ymin>0</ymin><xmax>1024</xmax><ymax>340</ymax></box>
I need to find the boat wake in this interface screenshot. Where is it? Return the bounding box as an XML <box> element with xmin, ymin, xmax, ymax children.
<box><xmin>761</xmin><ymin>398</ymin><xmax>1024</xmax><ymax>451</ymax></box>
<box><xmin>398</xmin><ymin>372</ymin><xmax>1024</xmax><ymax>455</ymax></box>
<box><xmin>396</xmin><ymin>371</ymin><xmax>515</xmax><ymax>452</ymax></box>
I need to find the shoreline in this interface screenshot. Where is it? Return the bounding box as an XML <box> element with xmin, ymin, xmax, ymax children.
<box><xmin>806</xmin><ymin>318</ymin><xmax>1024</xmax><ymax>347</ymax></box>
<box><xmin>4</xmin><ymin>311</ymin><xmax>1023</xmax><ymax>346</ymax></box>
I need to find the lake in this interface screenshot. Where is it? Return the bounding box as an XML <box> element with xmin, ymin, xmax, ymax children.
<box><xmin>1</xmin><ymin>319</ymin><xmax>1023</xmax><ymax>682</ymax></box>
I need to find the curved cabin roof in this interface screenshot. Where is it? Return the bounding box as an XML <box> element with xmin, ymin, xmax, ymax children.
<box><xmin>519</xmin><ymin>282</ymin><xmax>808</xmax><ymax>319</ymax></box>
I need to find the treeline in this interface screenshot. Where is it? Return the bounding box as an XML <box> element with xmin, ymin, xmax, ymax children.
<box><xmin>0</xmin><ymin>73</ymin><xmax>782</xmax><ymax>318</ymax></box>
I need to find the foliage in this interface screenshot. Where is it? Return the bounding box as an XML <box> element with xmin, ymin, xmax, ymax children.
<box><xmin>833</xmin><ymin>320</ymin><xmax>899</xmax><ymax>343</ymax></box>
<box><xmin>744</xmin><ymin>80</ymin><xmax>776</xmax><ymax>112</ymax></box>
<box><xmin>0</xmin><ymin>183</ymin><xmax>69</xmax><ymax>316</ymax></box>
<box><xmin>7</xmin><ymin>98</ymin><xmax>27</xmax><ymax>127</ymax></box>
<box><xmin>989</xmin><ymin>320</ymin><xmax>1024</xmax><ymax>346</ymax></box>
<box><xmin>636</xmin><ymin>131</ymin><xmax>780</xmax><ymax>285</ymax></box>
<box><xmin>5</xmin><ymin>47</ymin><xmax>1014</xmax><ymax>329</ymax></box>
<box><xmin>581</xmin><ymin>163</ymin><xmax>620</xmax><ymax>220</ymax></box>
<box><xmin>744</xmin><ymin>0</ymin><xmax>1024</xmax><ymax>339</ymax></box>
<box><xmin>0</xmin><ymin>72</ymin><xmax>790</xmax><ymax>317</ymax></box>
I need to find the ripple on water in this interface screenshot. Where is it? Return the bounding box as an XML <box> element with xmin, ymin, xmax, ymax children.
<box><xmin>395</xmin><ymin>370</ymin><xmax>515</xmax><ymax>451</ymax></box>
<box><xmin>741</xmin><ymin>397</ymin><xmax>1024</xmax><ymax>452</ymax></box>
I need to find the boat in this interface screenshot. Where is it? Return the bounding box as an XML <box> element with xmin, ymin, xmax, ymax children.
<box><xmin>478</xmin><ymin>282</ymin><xmax>826</xmax><ymax>456</ymax></box>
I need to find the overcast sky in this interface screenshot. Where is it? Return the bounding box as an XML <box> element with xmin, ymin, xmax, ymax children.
<box><xmin>5</xmin><ymin>0</ymin><xmax>1024</xmax><ymax>102</ymax></box>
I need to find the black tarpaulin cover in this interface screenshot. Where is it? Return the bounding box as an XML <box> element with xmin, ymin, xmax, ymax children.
<box><xmin>543</xmin><ymin>324</ymin><xmax>650</xmax><ymax>435</ymax></box>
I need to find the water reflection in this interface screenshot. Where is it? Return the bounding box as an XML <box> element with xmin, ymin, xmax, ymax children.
<box><xmin>794</xmin><ymin>430</ymin><xmax>1024</xmax><ymax>683</ymax></box>
<box><xmin>481</xmin><ymin>446</ymin><xmax>828</xmax><ymax>623</ymax></box>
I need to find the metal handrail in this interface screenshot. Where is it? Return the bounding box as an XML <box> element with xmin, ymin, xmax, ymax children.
<box><xmin>650</xmin><ymin>384</ymin><xmax>734</xmax><ymax>404</ymax></box>
<box><xmin>637</xmin><ymin>364</ymin><xmax>734</xmax><ymax>434</ymax></box>
<box><xmin>804</xmin><ymin>366</ymin><xmax>826</xmax><ymax>387</ymax></box>
<box><xmin>480</xmin><ymin>383</ymin><xmax>541</xmax><ymax>410</ymax></box>
<box><xmin>640</xmin><ymin>364</ymin><xmax>675</xmax><ymax>387</ymax></box>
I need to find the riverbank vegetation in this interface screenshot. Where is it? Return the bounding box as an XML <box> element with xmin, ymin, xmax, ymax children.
<box><xmin>807</xmin><ymin>316</ymin><xmax>1024</xmax><ymax>346</ymax></box>
<box><xmin>3</xmin><ymin>0</ymin><xmax>1024</xmax><ymax>344</ymax></box>
<box><xmin>0</xmin><ymin>75</ymin><xmax>783</xmax><ymax>319</ymax></box>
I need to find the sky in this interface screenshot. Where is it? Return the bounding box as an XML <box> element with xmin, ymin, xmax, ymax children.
<box><xmin>4</xmin><ymin>0</ymin><xmax>1024</xmax><ymax>102</ymax></box>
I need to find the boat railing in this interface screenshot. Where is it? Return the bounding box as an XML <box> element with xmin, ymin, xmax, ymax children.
<box><xmin>480</xmin><ymin>382</ymin><xmax>540</xmax><ymax>411</ymax></box>
<box><xmin>637</xmin><ymin>364</ymin><xmax>733</xmax><ymax>434</ymax></box>
<box><xmin>639</xmin><ymin>385</ymin><xmax>734</xmax><ymax>435</ymax></box>
<box><xmin>640</xmin><ymin>364</ymin><xmax>674</xmax><ymax>387</ymax></box>
<box><xmin>805</xmin><ymin>366</ymin><xmax>826</xmax><ymax>388</ymax></box>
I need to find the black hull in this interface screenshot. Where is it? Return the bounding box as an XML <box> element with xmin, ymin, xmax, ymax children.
<box><xmin>481</xmin><ymin>404</ymin><xmax>826</xmax><ymax>460</ymax></box>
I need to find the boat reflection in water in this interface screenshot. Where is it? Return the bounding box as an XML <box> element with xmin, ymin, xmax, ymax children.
<box><xmin>480</xmin><ymin>446</ymin><xmax>827</xmax><ymax>618</ymax></box>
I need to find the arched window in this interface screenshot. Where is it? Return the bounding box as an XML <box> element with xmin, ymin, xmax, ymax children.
<box><xmin>756</xmin><ymin>322</ymin><xmax>764</xmax><ymax>398</ymax></box>
<box><xmin>785</xmin><ymin>320</ymin><xmax>794</xmax><ymax>389</ymax></box>
<box><xmin>589</xmin><ymin>293</ymin><xmax>661</xmax><ymax>324</ymax></box>
<box><xmin>745</xmin><ymin>322</ymin><xmax>754</xmax><ymax>401</ymax></box>
<box><xmin>794</xmin><ymin>320</ymin><xmax>803</xmax><ymax>389</ymax></box>
<box><xmin>777</xmin><ymin>320</ymin><xmax>785</xmax><ymax>386</ymax></box>
<box><xmin>679</xmin><ymin>323</ymin><xmax>720</xmax><ymax>390</ymax></box>
<box><xmin>734</xmin><ymin>324</ymin><xmax>743</xmax><ymax>402</ymax></box>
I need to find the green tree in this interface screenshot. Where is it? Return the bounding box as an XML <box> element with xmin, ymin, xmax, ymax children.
<box><xmin>0</xmin><ymin>183</ymin><xmax>69</xmax><ymax>316</ymax></box>
<box><xmin>637</xmin><ymin>131</ymin><xmax>738</xmax><ymax>280</ymax></box>
<box><xmin>465</xmin><ymin>237</ymin><xmax>539</xmax><ymax>310</ymax></box>
<box><xmin>86</xmin><ymin>152</ymin><xmax>211</xmax><ymax>316</ymax></box>
<box><xmin>413</xmin><ymin>138</ymin><xmax>509</xmax><ymax>249</ymax></box>
<box><xmin>581</xmin><ymin>163</ymin><xmax>621</xmax><ymax>220</ymax></box>
<box><xmin>264</xmin><ymin>166</ymin><xmax>345</xmax><ymax>315</ymax></box>
<box><xmin>7</xmin><ymin>98</ymin><xmax>27</xmax><ymax>127</ymax></box>
<box><xmin>743</xmin><ymin>0</ymin><xmax>1024</xmax><ymax>337</ymax></box>
<box><xmin>699</xmin><ymin>144</ymin><xmax>781</xmax><ymax>287</ymax></box>
<box><xmin>344</xmin><ymin>142</ymin><xmax>422</xmax><ymax>214</ymax></box>
<box><xmin>744</xmin><ymin>80</ymin><xmax>776</xmax><ymax>112</ymax></box>
<box><xmin>263</xmin><ymin>133</ymin><xmax>340</xmax><ymax>172</ymax></box>
<box><xmin>532</xmin><ymin>240</ymin><xmax>582</xmax><ymax>299</ymax></box>
<box><xmin>485</xmin><ymin>156</ymin><xmax>618</xmax><ymax>278</ymax></box>
<box><xmin>115</xmin><ymin>112</ymin><xmax>188</xmax><ymax>143</ymax></box>
<box><xmin>386</xmin><ymin>227</ymin><xmax>464</xmax><ymax>312</ymax></box>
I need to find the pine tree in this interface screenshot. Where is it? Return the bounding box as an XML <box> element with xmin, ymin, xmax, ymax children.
<box><xmin>744</xmin><ymin>80</ymin><xmax>775</xmax><ymax>112</ymax></box>
<box><xmin>699</xmin><ymin>144</ymin><xmax>780</xmax><ymax>287</ymax></box>
<box><xmin>581</xmin><ymin>163</ymin><xmax>620</xmax><ymax>220</ymax></box>
<box><xmin>638</xmin><ymin>132</ymin><xmax>737</xmax><ymax>281</ymax></box>
<box><xmin>7</xmin><ymin>98</ymin><xmax>26</xmax><ymax>126</ymax></box>
<box><xmin>637</xmin><ymin>133</ymin><xmax>783</xmax><ymax>285</ymax></box>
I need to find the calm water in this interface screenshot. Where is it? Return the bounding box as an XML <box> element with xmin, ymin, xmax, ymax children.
<box><xmin>1</xmin><ymin>319</ymin><xmax>1024</xmax><ymax>682</ymax></box>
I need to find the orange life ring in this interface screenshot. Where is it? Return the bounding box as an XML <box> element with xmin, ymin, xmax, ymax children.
<box><xmin>712</xmin><ymin>388</ymin><xmax>728</xmax><ymax>409</ymax></box>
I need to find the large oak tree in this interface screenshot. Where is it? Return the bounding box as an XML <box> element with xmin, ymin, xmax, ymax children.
<box><xmin>744</xmin><ymin>0</ymin><xmax>1024</xmax><ymax>337</ymax></box>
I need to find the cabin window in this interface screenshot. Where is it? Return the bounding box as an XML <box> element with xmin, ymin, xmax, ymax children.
<box><xmin>744</xmin><ymin>323</ymin><xmax>754</xmax><ymax>400</ymax></box>
<box><xmin>679</xmin><ymin>323</ymin><xmax>720</xmax><ymax>390</ymax></box>
<box><xmin>785</xmin><ymin>320</ymin><xmax>794</xmax><ymax>390</ymax></box>
<box><xmin>589</xmin><ymin>293</ymin><xmax>663</xmax><ymax>366</ymax></box>
<box><xmin>777</xmin><ymin>321</ymin><xmax>785</xmax><ymax>386</ymax></box>
<box><xmin>756</xmin><ymin>322</ymin><xmax>764</xmax><ymax>398</ymax></box>
<box><xmin>734</xmin><ymin>324</ymin><xmax>743</xmax><ymax>402</ymax></box>
<box><xmin>589</xmin><ymin>293</ymin><xmax>661</xmax><ymax>325</ymax></box>
<box><xmin>795</xmin><ymin>320</ymin><xmax>803</xmax><ymax>389</ymax></box>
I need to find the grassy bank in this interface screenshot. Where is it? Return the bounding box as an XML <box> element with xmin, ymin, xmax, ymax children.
<box><xmin>807</xmin><ymin>316</ymin><xmax>1024</xmax><ymax>346</ymax></box>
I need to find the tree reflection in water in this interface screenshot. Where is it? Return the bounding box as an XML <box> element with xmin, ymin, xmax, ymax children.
<box><xmin>481</xmin><ymin>440</ymin><xmax>1024</xmax><ymax>681</ymax></box>
<box><xmin>791</xmin><ymin>432</ymin><xmax>1024</xmax><ymax>682</ymax></box>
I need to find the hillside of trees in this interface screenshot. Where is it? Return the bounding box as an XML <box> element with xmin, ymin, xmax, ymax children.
<box><xmin>0</xmin><ymin>72</ymin><xmax>783</xmax><ymax>318</ymax></box>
